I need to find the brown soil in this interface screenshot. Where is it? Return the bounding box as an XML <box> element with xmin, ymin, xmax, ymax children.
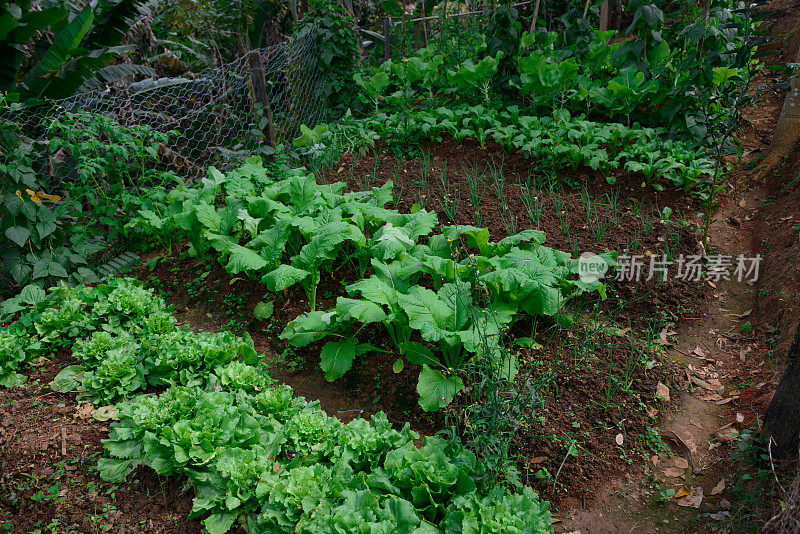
<box><xmin>320</xmin><ymin>136</ymin><xmax>707</xmax><ymax>326</ymax></box>
<box><xmin>752</xmin><ymin>143</ymin><xmax>800</xmax><ymax>349</ymax></box>
<box><xmin>0</xmin><ymin>350</ymin><xmax>203</xmax><ymax>533</ymax></box>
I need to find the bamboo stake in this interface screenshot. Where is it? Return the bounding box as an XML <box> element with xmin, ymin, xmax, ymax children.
<box><xmin>529</xmin><ymin>0</ymin><xmax>541</xmax><ymax>32</ymax></box>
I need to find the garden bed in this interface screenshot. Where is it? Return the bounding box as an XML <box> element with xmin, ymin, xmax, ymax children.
<box><xmin>128</xmin><ymin>136</ymin><xmax>701</xmax><ymax>510</ymax></box>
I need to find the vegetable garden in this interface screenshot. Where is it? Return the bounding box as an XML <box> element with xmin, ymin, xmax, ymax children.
<box><xmin>2</xmin><ymin>0</ymin><xmax>800</xmax><ymax>532</ymax></box>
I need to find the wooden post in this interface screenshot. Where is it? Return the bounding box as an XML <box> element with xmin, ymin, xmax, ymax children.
<box><xmin>247</xmin><ymin>50</ymin><xmax>276</xmax><ymax>148</ymax></box>
<box><xmin>423</xmin><ymin>8</ymin><xmax>430</xmax><ymax>48</ymax></box>
<box><xmin>529</xmin><ymin>0</ymin><xmax>541</xmax><ymax>32</ymax></box>
<box><xmin>599</xmin><ymin>1</ymin><xmax>609</xmax><ymax>31</ymax></box>
<box><xmin>384</xmin><ymin>16</ymin><xmax>391</xmax><ymax>63</ymax></box>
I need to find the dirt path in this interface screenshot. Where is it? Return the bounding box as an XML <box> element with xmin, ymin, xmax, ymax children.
<box><xmin>558</xmin><ymin>1</ymin><xmax>800</xmax><ymax>531</ymax></box>
<box><xmin>556</xmin><ymin>185</ymin><xmax>769</xmax><ymax>534</ymax></box>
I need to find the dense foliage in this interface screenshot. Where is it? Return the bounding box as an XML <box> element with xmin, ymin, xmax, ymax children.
<box><xmin>0</xmin><ymin>0</ymin><xmax>156</xmax><ymax>101</ymax></box>
<box><xmin>124</xmin><ymin>156</ymin><xmax>609</xmax><ymax>410</ymax></box>
<box><xmin>1</xmin><ymin>278</ymin><xmax>552</xmax><ymax>533</ymax></box>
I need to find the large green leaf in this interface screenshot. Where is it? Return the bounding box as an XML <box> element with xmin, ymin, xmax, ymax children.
<box><xmin>372</xmin><ymin>223</ymin><xmax>415</xmax><ymax>261</ymax></box>
<box><xmin>203</xmin><ymin>511</ymin><xmax>239</xmax><ymax>534</ymax></box>
<box><xmin>396</xmin><ymin>286</ymin><xmax>452</xmax><ymax>331</ymax></box>
<box><xmin>320</xmin><ymin>339</ymin><xmax>374</xmax><ymax>381</ymax></box>
<box><xmin>262</xmin><ymin>264</ymin><xmax>309</xmax><ymax>292</ymax></box>
<box><xmin>417</xmin><ymin>365</ymin><xmax>464</xmax><ymax>411</ymax></box>
<box><xmin>335</xmin><ymin>297</ymin><xmax>387</xmax><ymax>324</ymax></box>
<box><xmin>49</xmin><ymin>364</ymin><xmax>84</xmax><ymax>392</ymax></box>
<box><xmin>294</xmin><ymin>222</ymin><xmax>354</xmax><ymax>270</ymax></box>
<box><xmin>279</xmin><ymin>311</ymin><xmax>334</xmax><ymax>347</ymax></box>
<box><xmin>346</xmin><ymin>277</ymin><xmax>396</xmax><ymax>307</ymax></box>
<box><xmin>20</xmin><ymin>6</ymin><xmax>94</xmax><ymax>98</ymax></box>
<box><xmin>194</xmin><ymin>203</ymin><xmax>221</xmax><ymax>231</ymax></box>
<box><xmin>439</xmin><ymin>282</ymin><xmax>472</xmax><ymax>331</ymax></box>
<box><xmin>5</xmin><ymin>226</ymin><xmax>30</xmax><ymax>247</ymax></box>
<box><xmin>399</xmin><ymin>342</ymin><xmax>439</xmax><ymax>367</ymax></box>
<box><xmin>288</xmin><ymin>173</ymin><xmax>318</xmax><ymax>210</ymax></box>
<box><xmin>225</xmin><ymin>244</ymin><xmax>268</xmax><ymax>275</ymax></box>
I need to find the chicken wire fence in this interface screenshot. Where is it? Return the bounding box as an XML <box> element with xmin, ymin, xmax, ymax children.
<box><xmin>5</xmin><ymin>27</ymin><xmax>326</xmax><ymax>181</ymax></box>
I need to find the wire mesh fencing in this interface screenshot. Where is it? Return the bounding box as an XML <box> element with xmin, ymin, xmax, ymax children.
<box><xmin>4</xmin><ymin>27</ymin><xmax>326</xmax><ymax>181</ymax></box>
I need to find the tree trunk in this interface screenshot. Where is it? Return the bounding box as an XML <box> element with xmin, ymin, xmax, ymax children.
<box><xmin>762</xmin><ymin>325</ymin><xmax>800</xmax><ymax>459</ymax></box>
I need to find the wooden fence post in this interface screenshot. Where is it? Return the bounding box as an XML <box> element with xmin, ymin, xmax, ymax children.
<box><xmin>384</xmin><ymin>16</ymin><xmax>391</xmax><ymax>63</ymax></box>
<box><xmin>529</xmin><ymin>0</ymin><xmax>541</xmax><ymax>32</ymax></box>
<box><xmin>599</xmin><ymin>0</ymin><xmax>609</xmax><ymax>31</ymax></box>
<box><xmin>247</xmin><ymin>50</ymin><xmax>276</xmax><ymax>148</ymax></box>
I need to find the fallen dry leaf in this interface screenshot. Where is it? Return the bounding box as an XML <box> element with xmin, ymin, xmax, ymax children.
<box><xmin>693</xmin><ymin>346</ymin><xmax>707</xmax><ymax>358</ymax></box>
<box><xmin>93</xmin><ymin>405</ymin><xmax>119</xmax><ymax>422</ymax></box>
<box><xmin>75</xmin><ymin>403</ymin><xmax>95</xmax><ymax>420</ymax></box>
<box><xmin>711</xmin><ymin>479</ymin><xmax>725</xmax><ymax>495</ymax></box>
<box><xmin>656</xmin><ymin>382</ymin><xmax>671</xmax><ymax>402</ymax></box>
<box><xmin>715</xmin><ymin>426</ymin><xmax>739</xmax><ymax>442</ymax></box>
<box><xmin>699</xmin><ymin>392</ymin><xmax>724</xmax><ymax>402</ymax></box>
<box><xmin>690</xmin><ymin>375</ymin><xmax>716</xmax><ymax>391</ymax></box>
<box><xmin>663</xmin><ymin>466</ymin><xmax>685</xmax><ymax>478</ymax></box>
<box><xmin>673</xmin><ymin>457</ymin><xmax>689</xmax><ymax>469</ymax></box>
<box><xmin>658</xmin><ymin>327</ymin><xmax>677</xmax><ymax>345</ymax></box>
<box><xmin>738</xmin><ymin>309</ymin><xmax>752</xmax><ymax>318</ymax></box>
<box><xmin>674</xmin><ymin>486</ymin><xmax>690</xmax><ymax>499</ymax></box>
<box><xmin>676</xmin><ymin>486</ymin><xmax>704</xmax><ymax>508</ymax></box>
<box><xmin>660</xmin><ymin>429</ymin><xmax>697</xmax><ymax>466</ymax></box>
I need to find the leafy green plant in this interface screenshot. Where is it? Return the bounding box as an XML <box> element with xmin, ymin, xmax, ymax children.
<box><xmin>48</xmin><ymin>111</ymin><xmax>181</xmax><ymax>241</ymax></box>
<box><xmin>1</xmin><ymin>275</ymin><xmax>553</xmax><ymax>533</ymax></box>
<box><xmin>0</xmin><ymin>98</ymin><xmax>102</xmax><ymax>295</ymax></box>
<box><xmin>448</xmin><ymin>51</ymin><xmax>504</xmax><ymax>103</ymax></box>
<box><xmin>1</xmin><ymin>0</ymin><xmax>156</xmax><ymax>101</ymax></box>
<box><xmin>294</xmin><ymin>0</ymin><xmax>359</xmax><ymax>116</ymax></box>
